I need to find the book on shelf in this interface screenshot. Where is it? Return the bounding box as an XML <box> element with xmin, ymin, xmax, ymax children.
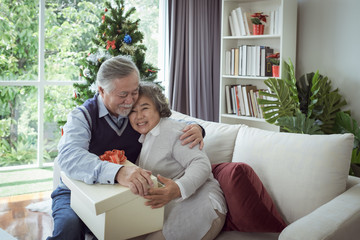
<box><xmin>234</xmin><ymin>48</ymin><xmax>239</xmax><ymax>76</ymax></box>
<box><xmin>249</xmin><ymin>89</ymin><xmax>259</xmax><ymax>118</ymax></box>
<box><xmin>234</xmin><ymin>85</ymin><xmax>241</xmax><ymax>115</ymax></box>
<box><xmin>274</xmin><ymin>8</ymin><xmax>280</xmax><ymax>35</ymax></box>
<box><xmin>229</xmin><ymin>7</ymin><xmax>252</xmax><ymax>36</ymax></box>
<box><xmin>230</xmin><ymin>48</ymin><xmax>235</xmax><ymax>75</ymax></box>
<box><xmin>265</xmin><ymin>47</ymin><xmax>274</xmax><ymax>77</ymax></box>
<box><xmin>243</xmin><ymin>11</ymin><xmax>252</xmax><ymax>35</ymax></box>
<box><xmin>230</xmin><ymin>10</ymin><xmax>241</xmax><ymax>36</ymax></box>
<box><xmin>228</xmin><ymin>16</ymin><xmax>235</xmax><ymax>36</ymax></box>
<box><xmin>241</xmin><ymin>45</ymin><xmax>247</xmax><ymax>76</ymax></box>
<box><xmin>226</xmin><ymin>45</ymin><xmax>277</xmax><ymax>77</ymax></box>
<box><xmin>225</xmin><ymin>50</ymin><xmax>231</xmax><ymax>75</ymax></box>
<box><xmin>225</xmin><ymin>85</ymin><xmax>233</xmax><ymax>114</ymax></box>
<box><xmin>242</xmin><ymin>85</ymin><xmax>257</xmax><ymax>116</ymax></box>
<box><xmin>225</xmin><ymin>84</ymin><xmax>265</xmax><ymax>119</ymax></box>
<box><xmin>260</xmin><ymin>46</ymin><xmax>266</xmax><ymax>76</ymax></box>
<box><xmin>231</xmin><ymin>86</ymin><xmax>237</xmax><ymax>114</ymax></box>
<box><xmin>237</xmin><ymin>85</ymin><xmax>246</xmax><ymax>116</ymax></box>
<box><xmin>235</xmin><ymin>7</ymin><xmax>246</xmax><ymax>36</ymax></box>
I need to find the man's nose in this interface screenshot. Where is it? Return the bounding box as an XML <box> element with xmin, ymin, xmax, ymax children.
<box><xmin>124</xmin><ymin>95</ymin><xmax>135</xmax><ymax>104</ymax></box>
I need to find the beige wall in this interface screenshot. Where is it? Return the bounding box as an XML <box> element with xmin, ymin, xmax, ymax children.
<box><xmin>296</xmin><ymin>0</ymin><xmax>360</xmax><ymax>122</ymax></box>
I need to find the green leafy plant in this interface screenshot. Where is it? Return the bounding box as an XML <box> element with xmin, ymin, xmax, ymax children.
<box><xmin>258</xmin><ymin>59</ymin><xmax>347</xmax><ymax>134</ymax></box>
<box><xmin>334</xmin><ymin>112</ymin><xmax>360</xmax><ymax>167</ymax></box>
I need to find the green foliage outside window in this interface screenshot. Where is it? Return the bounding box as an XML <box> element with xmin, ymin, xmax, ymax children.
<box><xmin>0</xmin><ymin>0</ymin><xmax>159</xmax><ymax>167</ymax></box>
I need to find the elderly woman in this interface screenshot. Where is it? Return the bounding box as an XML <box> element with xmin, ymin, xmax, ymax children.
<box><xmin>128</xmin><ymin>82</ymin><xmax>227</xmax><ymax>240</ymax></box>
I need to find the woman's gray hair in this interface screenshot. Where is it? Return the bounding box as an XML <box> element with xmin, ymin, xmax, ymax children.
<box><xmin>139</xmin><ymin>82</ymin><xmax>172</xmax><ymax>118</ymax></box>
<box><xmin>96</xmin><ymin>55</ymin><xmax>140</xmax><ymax>93</ymax></box>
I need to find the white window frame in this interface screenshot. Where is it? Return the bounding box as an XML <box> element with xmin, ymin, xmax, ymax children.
<box><xmin>0</xmin><ymin>0</ymin><xmax>166</xmax><ymax>171</ymax></box>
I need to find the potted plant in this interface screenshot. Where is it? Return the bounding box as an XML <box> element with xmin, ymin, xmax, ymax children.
<box><xmin>250</xmin><ymin>12</ymin><xmax>268</xmax><ymax>35</ymax></box>
<box><xmin>267</xmin><ymin>52</ymin><xmax>280</xmax><ymax>77</ymax></box>
<box><xmin>258</xmin><ymin>59</ymin><xmax>347</xmax><ymax>134</ymax></box>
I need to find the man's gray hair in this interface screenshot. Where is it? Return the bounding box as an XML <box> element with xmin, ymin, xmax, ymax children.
<box><xmin>96</xmin><ymin>55</ymin><xmax>140</xmax><ymax>93</ymax></box>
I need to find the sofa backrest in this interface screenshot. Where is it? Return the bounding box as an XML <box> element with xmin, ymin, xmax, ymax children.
<box><xmin>232</xmin><ymin>125</ymin><xmax>354</xmax><ymax>224</ymax></box>
<box><xmin>171</xmin><ymin>111</ymin><xmax>355</xmax><ymax>224</ymax></box>
<box><xmin>171</xmin><ymin>110</ymin><xmax>243</xmax><ymax>164</ymax></box>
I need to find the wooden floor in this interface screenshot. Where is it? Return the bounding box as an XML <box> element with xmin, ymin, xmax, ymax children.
<box><xmin>0</xmin><ymin>191</ymin><xmax>53</xmax><ymax>240</ymax></box>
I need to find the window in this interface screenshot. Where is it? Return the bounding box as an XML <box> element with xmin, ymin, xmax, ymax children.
<box><xmin>0</xmin><ymin>0</ymin><xmax>161</xmax><ymax>170</ymax></box>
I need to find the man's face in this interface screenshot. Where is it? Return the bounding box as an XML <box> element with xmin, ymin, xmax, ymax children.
<box><xmin>99</xmin><ymin>71</ymin><xmax>139</xmax><ymax>117</ymax></box>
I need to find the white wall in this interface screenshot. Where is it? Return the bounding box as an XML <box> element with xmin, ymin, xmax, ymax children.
<box><xmin>296</xmin><ymin>0</ymin><xmax>360</xmax><ymax>122</ymax></box>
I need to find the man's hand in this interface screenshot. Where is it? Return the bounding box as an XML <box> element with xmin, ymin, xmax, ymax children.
<box><xmin>144</xmin><ymin>175</ymin><xmax>181</xmax><ymax>209</ymax></box>
<box><xmin>180</xmin><ymin>124</ymin><xmax>204</xmax><ymax>150</ymax></box>
<box><xmin>115</xmin><ymin>166</ymin><xmax>153</xmax><ymax>196</ymax></box>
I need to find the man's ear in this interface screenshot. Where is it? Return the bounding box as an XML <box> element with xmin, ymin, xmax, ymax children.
<box><xmin>98</xmin><ymin>86</ymin><xmax>104</xmax><ymax>96</ymax></box>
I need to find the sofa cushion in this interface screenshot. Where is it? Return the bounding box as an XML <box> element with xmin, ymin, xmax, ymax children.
<box><xmin>171</xmin><ymin>110</ymin><xmax>242</xmax><ymax>164</ymax></box>
<box><xmin>232</xmin><ymin>126</ymin><xmax>354</xmax><ymax>223</ymax></box>
<box><xmin>212</xmin><ymin>162</ymin><xmax>287</xmax><ymax>232</ymax></box>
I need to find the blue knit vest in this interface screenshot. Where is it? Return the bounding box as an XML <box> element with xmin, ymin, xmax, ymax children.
<box><xmin>79</xmin><ymin>95</ymin><xmax>141</xmax><ymax>164</ymax></box>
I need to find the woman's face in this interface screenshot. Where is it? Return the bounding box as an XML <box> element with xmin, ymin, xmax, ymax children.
<box><xmin>129</xmin><ymin>95</ymin><xmax>161</xmax><ymax>135</ymax></box>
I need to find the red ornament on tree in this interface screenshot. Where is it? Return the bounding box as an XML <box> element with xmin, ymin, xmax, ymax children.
<box><xmin>106</xmin><ymin>40</ymin><xmax>116</xmax><ymax>50</ymax></box>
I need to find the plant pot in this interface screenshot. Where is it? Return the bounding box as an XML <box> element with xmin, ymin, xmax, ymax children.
<box><xmin>272</xmin><ymin>65</ymin><xmax>280</xmax><ymax>77</ymax></box>
<box><xmin>351</xmin><ymin>163</ymin><xmax>360</xmax><ymax>177</ymax></box>
<box><xmin>253</xmin><ymin>24</ymin><xmax>264</xmax><ymax>35</ymax></box>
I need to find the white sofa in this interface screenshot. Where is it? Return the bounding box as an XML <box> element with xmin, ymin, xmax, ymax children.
<box><xmin>53</xmin><ymin>110</ymin><xmax>360</xmax><ymax>240</ymax></box>
<box><xmin>170</xmin><ymin>111</ymin><xmax>360</xmax><ymax>240</ymax></box>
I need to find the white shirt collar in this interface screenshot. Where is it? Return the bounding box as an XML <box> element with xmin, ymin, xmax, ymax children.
<box><xmin>97</xmin><ymin>94</ymin><xmax>127</xmax><ymax>122</ymax></box>
<box><xmin>138</xmin><ymin>118</ymin><xmax>162</xmax><ymax>143</ymax></box>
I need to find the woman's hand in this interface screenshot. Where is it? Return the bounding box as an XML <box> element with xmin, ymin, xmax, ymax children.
<box><xmin>144</xmin><ymin>175</ymin><xmax>181</xmax><ymax>209</ymax></box>
<box><xmin>115</xmin><ymin>166</ymin><xmax>153</xmax><ymax>196</ymax></box>
<box><xmin>180</xmin><ymin>124</ymin><xmax>204</xmax><ymax>150</ymax></box>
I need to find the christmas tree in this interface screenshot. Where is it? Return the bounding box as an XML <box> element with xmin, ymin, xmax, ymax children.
<box><xmin>74</xmin><ymin>0</ymin><xmax>159</xmax><ymax>105</ymax></box>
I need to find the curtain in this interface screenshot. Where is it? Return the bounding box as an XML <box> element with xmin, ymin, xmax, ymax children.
<box><xmin>167</xmin><ymin>0</ymin><xmax>221</xmax><ymax>121</ymax></box>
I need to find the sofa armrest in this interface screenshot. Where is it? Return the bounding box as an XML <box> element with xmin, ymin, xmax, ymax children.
<box><xmin>279</xmin><ymin>183</ymin><xmax>360</xmax><ymax>240</ymax></box>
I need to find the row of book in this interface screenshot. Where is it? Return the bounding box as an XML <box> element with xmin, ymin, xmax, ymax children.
<box><xmin>229</xmin><ymin>7</ymin><xmax>280</xmax><ymax>36</ymax></box>
<box><xmin>225</xmin><ymin>45</ymin><xmax>275</xmax><ymax>77</ymax></box>
<box><xmin>225</xmin><ymin>84</ymin><xmax>271</xmax><ymax>119</ymax></box>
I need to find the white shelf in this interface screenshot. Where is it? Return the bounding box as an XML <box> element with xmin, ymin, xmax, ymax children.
<box><xmin>218</xmin><ymin>0</ymin><xmax>297</xmax><ymax>131</ymax></box>
<box><xmin>223</xmin><ymin>35</ymin><xmax>281</xmax><ymax>40</ymax></box>
<box><xmin>222</xmin><ymin>75</ymin><xmax>273</xmax><ymax>80</ymax></box>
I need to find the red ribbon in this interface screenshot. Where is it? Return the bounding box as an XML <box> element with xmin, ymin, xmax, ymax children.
<box><xmin>100</xmin><ymin>149</ymin><xmax>127</xmax><ymax>164</ymax></box>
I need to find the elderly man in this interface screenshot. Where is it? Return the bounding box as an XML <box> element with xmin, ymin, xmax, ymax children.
<box><xmin>48</xmin><ymin>56</ymin><xmax>204</xmax><ymax>239</ymax></box>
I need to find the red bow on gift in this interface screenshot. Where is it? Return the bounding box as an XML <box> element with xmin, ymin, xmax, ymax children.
<box><xmin>100</xmin><ymin>149</ymin><xmax>127</xmax><ymax>164</ymax></box>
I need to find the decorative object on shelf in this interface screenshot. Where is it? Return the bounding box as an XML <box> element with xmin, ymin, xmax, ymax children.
<box><xmin>250</xmin><ymin>12</ymin><xmax>268</xmax><ymax>35</ymax></box>
<box><xmin>266</xmin><ymin>52</ymin><xmax>280</xmax><ymax>77</ymax></box>
<box><xmin>258</xmin><ymin>59</ymin><xmax>360</xmax><ymax>176</ymax></box>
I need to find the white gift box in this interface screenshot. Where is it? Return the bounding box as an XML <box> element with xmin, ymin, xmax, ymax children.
<box><xmin>61</xmin><ymin>160</ymin><xmax>164</xmax><ymax>240</ymax></box>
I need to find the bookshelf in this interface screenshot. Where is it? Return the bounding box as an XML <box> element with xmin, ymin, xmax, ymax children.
<box><xmin>219</xmin><ymin>0</ymin><xmax>297</xmax><ymax>131</ymax></box>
